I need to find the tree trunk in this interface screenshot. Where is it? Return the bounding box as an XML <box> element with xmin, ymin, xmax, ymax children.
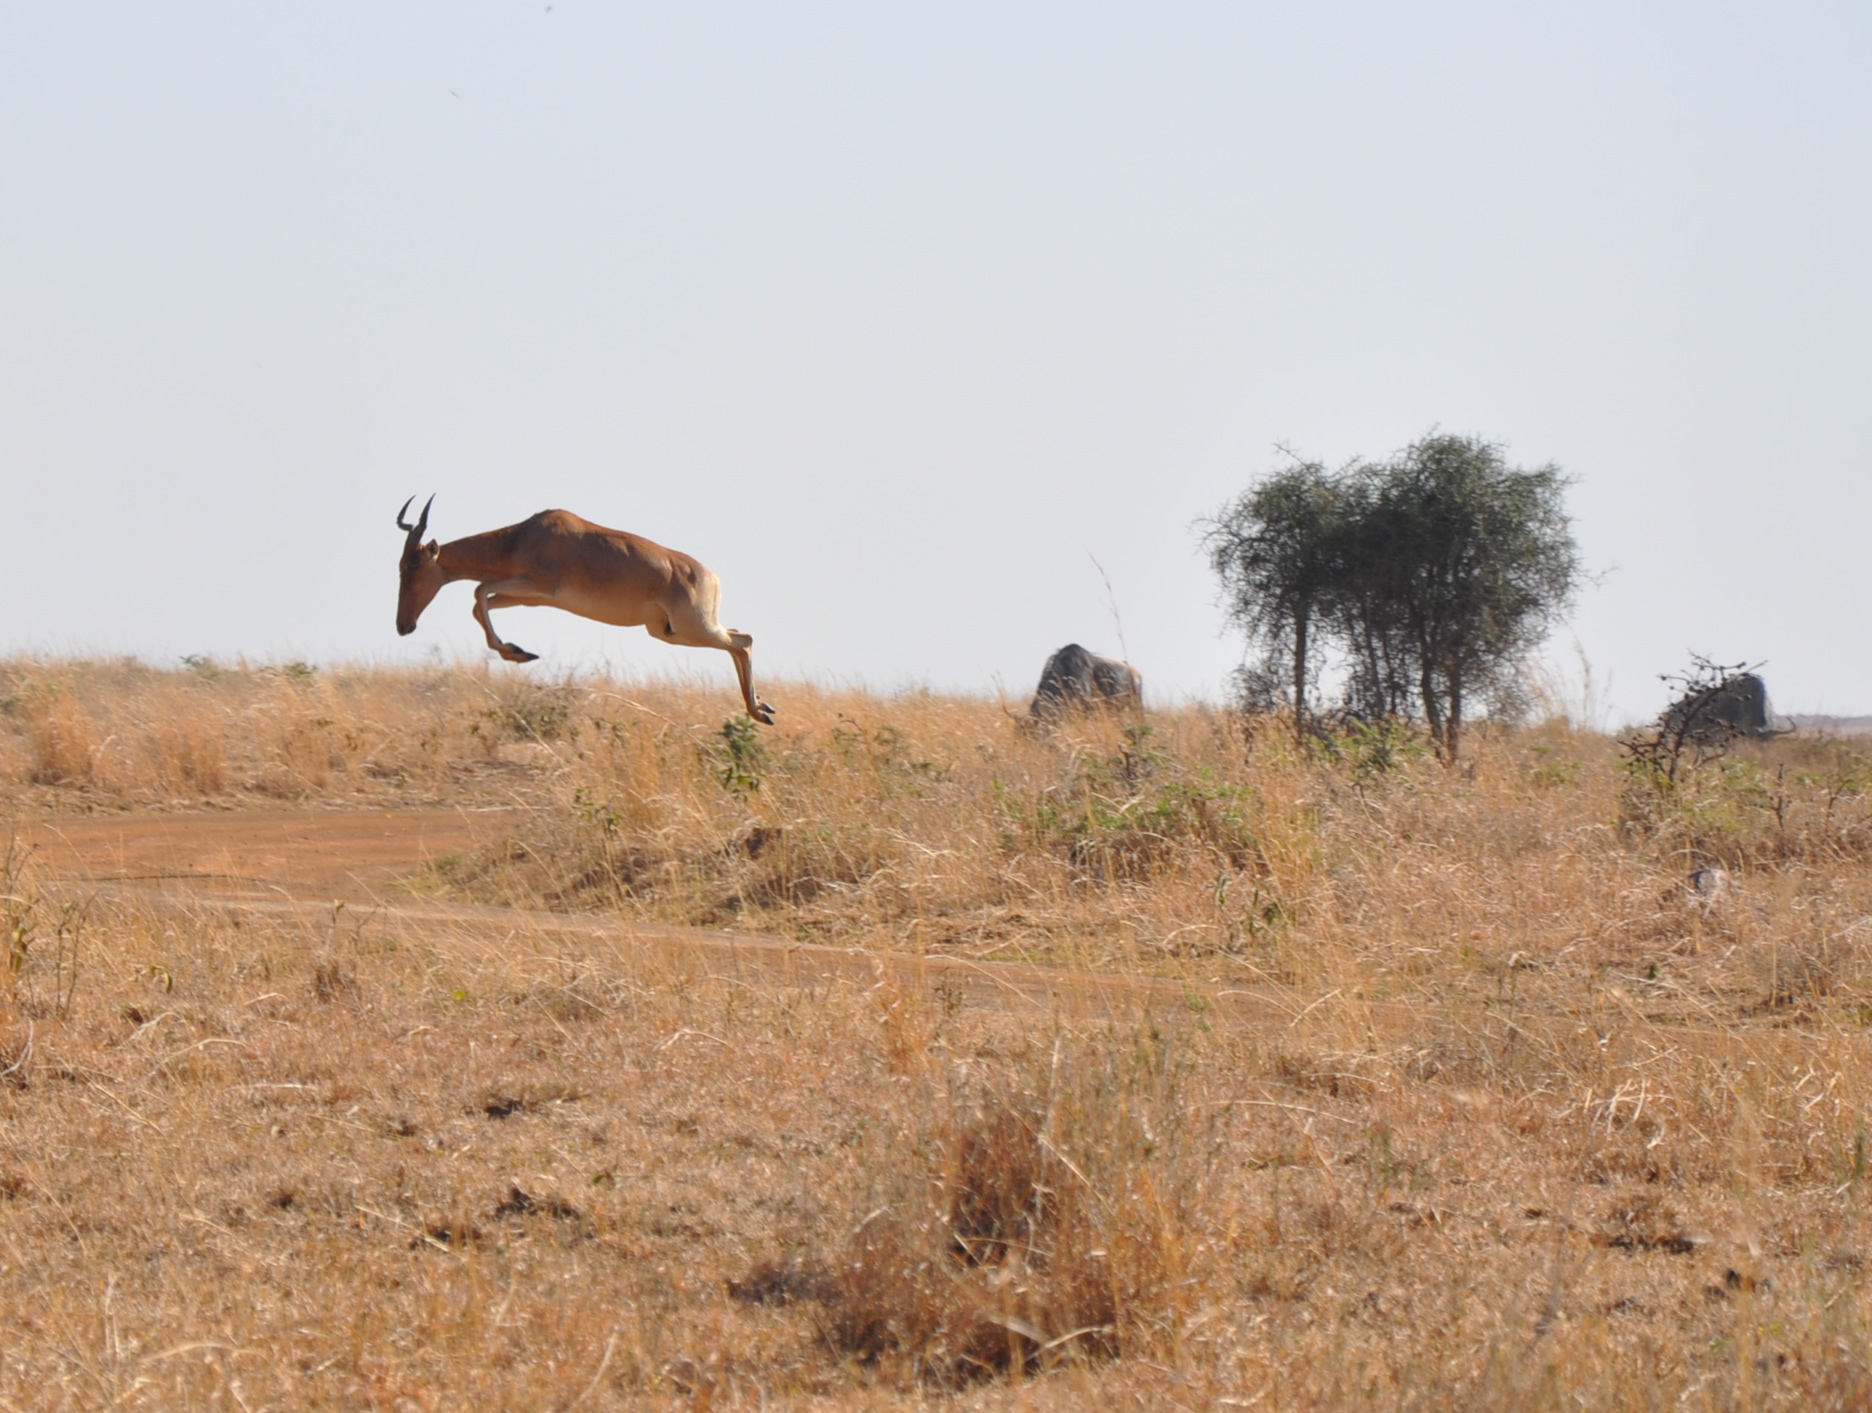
<box><xmin>1381</xmin><ymin>632</ymin><xmax>1406</xmax><ymax>717</ymax></box>
<box><xmin>1292</xmin><ymin>610</ymin><xmax>1309</xmax><ymax>744</ymax></box>
<box><xmin>1419</xmin><ymin>647</ymin><xmax>1445</xmax><ymax>753</ymax></box>
<box><xmin>1446</xmin><ymin>667</ymin><xmax>1464</xmax><ymax>763</ymax></box>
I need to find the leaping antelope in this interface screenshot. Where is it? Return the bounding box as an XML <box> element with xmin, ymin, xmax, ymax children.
<box><xmin>393</xmin><ymin>496</ymin><xmax>775</xmax><ymax>724</ymax></box>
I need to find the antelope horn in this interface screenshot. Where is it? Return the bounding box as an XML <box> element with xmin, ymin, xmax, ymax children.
<box><xmin>396</xmin><ymin>495</ymin><xmax>435</xmax><ymax>548</ymax></box>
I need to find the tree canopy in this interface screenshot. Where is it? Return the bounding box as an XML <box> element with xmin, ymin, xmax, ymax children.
<box><xmin>1206</xmin><ymin>433</ymin><xmax>1581</xmax><ymax>759</ymax></box>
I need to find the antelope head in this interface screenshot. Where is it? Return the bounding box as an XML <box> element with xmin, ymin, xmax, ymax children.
<box><xmin>394</xmin><ymin>495</ymin><xmax>443</xmax><ymax>635</ymax></box>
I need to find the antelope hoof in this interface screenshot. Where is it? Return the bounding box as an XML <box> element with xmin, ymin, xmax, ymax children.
<box><xmin>503</xmin><ymin>645</ymin><xmax>539</xmax><ymax>664</ymax></box>
<box><xmin>752</xmin><ymin>700</ymin><xmax>776</xmax><ymax>725</ymax></box>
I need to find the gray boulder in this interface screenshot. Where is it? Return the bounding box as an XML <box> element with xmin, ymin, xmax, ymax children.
<box><xmin>1029</xmin><ymin>644</ymin><xmax>1142</xmax><ymax>720</ymax></box>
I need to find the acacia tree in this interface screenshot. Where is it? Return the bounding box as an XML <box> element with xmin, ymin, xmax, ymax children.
<box><xmin>1208</xmin><ymin>433</ymin><xmax>1581</xmax><ymax>760</ymax></box>
<box><xmin>1204</xmin><ymin>457</ymin><xmax>1344</xmax><ymax>741</ymax></box>
<box><xmin>1327</xmin><ymin>463</ymin><xmax>1417</xmax><ymax>723</ymax></box>
<box><xmin>1370</xmin><ymin>434</ymin><xmax>1580</xmax><ymax>760</ymax></box>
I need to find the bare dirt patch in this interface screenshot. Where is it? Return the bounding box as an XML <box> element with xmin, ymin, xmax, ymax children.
<box><xmin>20</xmin><ymin>807</ymin><xmax>522</xmax><ymax>901</ymax></box>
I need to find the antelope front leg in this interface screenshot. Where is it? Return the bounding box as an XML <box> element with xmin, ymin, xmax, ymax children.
<box><xmin>472</xmin><ymin>579</ymin><xmax>549</xmax><ymax>663</ymax></box>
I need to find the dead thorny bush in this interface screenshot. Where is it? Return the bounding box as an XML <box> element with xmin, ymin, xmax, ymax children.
<box><xmin>1624</xmin><ymin>656</ymin><xmax>1765</xmax><ymax>785</ymax></box>
<box><xmin>1619</xmin><ymin>736</ymin><xmax>1872</xmax><ymax>872</ymax></box>
<box><xmin>1616</xmin><ymin>658</ymin><xmax>1872</xmax><ymax>870</ymax></box>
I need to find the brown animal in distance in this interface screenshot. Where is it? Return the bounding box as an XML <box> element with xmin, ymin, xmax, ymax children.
<box><xmin>394</xmin><ymin>496</ymin><xmax>775</xmax><ymax>724</ymax></box>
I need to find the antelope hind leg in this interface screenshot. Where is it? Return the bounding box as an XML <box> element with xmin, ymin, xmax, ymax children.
<box><xmin>728</xmin><ymin>641</ymin><xmax>775</xmax><ymax>725</ymax></box>
<box><xmin>662</xmin><ymin>605</ymin><xmax>775</xmax><ymax>723</ymax></box>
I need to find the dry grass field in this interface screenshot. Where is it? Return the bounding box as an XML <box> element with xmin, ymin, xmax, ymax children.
<box><xmin>7</xmin><ymin>657</ymin><xmax>1872</xmax><ymax>1408</ymax></box>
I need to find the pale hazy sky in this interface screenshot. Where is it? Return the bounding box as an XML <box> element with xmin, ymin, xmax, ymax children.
<box><xmin>5</xmin><ymin>4</ymin><xmax>1868</xmax><ymax>723</ymax></box>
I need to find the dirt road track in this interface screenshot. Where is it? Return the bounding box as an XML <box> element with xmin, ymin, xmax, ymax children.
<box><xmin>18</xmin><ymin>807</ymin><xmax>516</xmax><ymax>900</ymax></box>
<box><xmin>18</xmin><ymin>808</ymin><xmax>1347</xmax><ymax>1032</ymax></box>
<box><xmin>18</xmin><ymin>809</ymin><xmax>1601</xmax><ymax>1049</ymax></box>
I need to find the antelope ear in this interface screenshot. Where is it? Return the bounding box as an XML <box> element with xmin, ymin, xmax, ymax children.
<box><xmin>424</xmin><ymin>540</ymin><xmax>440</xmax><ymax>558</ymax></box>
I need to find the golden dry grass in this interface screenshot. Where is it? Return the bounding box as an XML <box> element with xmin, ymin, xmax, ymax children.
<box><xmin>6</xmin><ymin>657</ymin><xmax>1872</xmax><ymax>1408</ymax></box>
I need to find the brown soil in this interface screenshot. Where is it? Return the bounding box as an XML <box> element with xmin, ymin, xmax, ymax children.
<box><xmin>18</xmin><ymin>807</ymin><xmax>521</xmax><ymax>901</ymax></box>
